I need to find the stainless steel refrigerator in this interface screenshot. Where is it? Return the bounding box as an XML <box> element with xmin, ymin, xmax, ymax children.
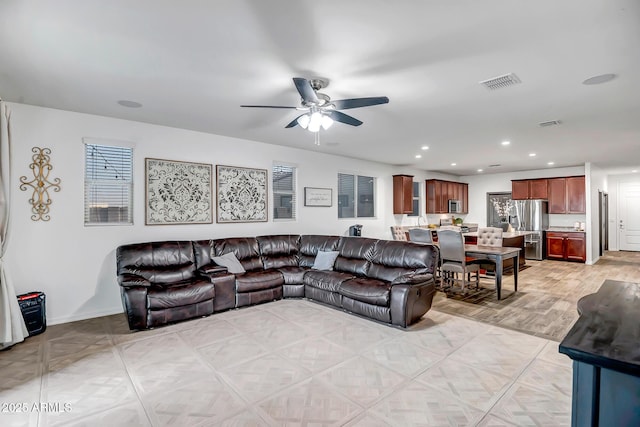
<box><xmin>511</xmin><ymin>200</ymin><xmax>549</xmax><ymax>260</ymax></box>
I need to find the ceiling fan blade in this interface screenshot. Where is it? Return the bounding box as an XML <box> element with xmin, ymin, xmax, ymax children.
<box><xmin>293</xmin><ymin>77</ymin><xmax>319</xmax><ymax>104</ymax></box>
<box><xmin>326</xmin><ymin>110</ymin><xmax>363</xmax><ymax>127</ymax></box>
<box><xmin>240</xmin><ymin>105</ymin><xmax>297</xmax><ymax>109</ymax></box>
<box><xmin>332</xmin><ymin>96</ymin><xmax>389</xmax><ymax>110</ymax></box>
<box><xmin>284</xmin><ymin>115</ymin><xmax>305</xmax><ymax>128</ymax></box>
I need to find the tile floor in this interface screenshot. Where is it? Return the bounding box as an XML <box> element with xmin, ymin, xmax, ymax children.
<box><xmin>0</xmin><ymin>299</ymin><xmax>572</xmax><ymax>426</ymax></box>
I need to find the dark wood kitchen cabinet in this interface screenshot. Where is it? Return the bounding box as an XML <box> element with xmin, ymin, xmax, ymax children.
<box><xmin>548</xmin><ymin>176</ymin><xmax>585</xmax><ymax>214</ymax></box>
<box><xmin>548</xmin><ymin>178</ymin><xmax>567</xmax><ymax>213</ymax></box>
<box><xmin>567</xmin><ymin>176</ymin><xmax>586</xmax><ymax>213</ymax></box>
<box><xmin>425</xmin><ymin>179</ymin><xmax>468</xmax><ymax>214</ymax></box>
<box><xmin>393</xmin><ymin>174</ymin><xmax>414</xmax><ymax>214</ymax></box>
<box><xmin>545</xmin><ymin>231</ymin><xmax>586</xmax><ymax>262</ymax></box>
<box><xmin>511</xmin><ymin>178</ymin><xmax>548</xmax><ymax>200</ymax></box>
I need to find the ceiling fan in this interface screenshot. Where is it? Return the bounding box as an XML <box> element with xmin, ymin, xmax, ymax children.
<box><xmin>241</xmin><ymin>77</ymin><xmax>389</xmax><ymax>132</ymax></box>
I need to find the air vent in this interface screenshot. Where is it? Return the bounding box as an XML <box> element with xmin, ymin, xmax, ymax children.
<box><xmin>538</xmin><ymin>120</ymin><xmax>562</xmax><ymax>127</ymax></box>
<box><xmin>479</xmin><ymin>73</ymin><xmax>521</xmax><ymax>90</ymax></box>
<box><xmin>488</xmin><ymin>164</ymin><xmax>501</xmax><ymax>168</ymax></box>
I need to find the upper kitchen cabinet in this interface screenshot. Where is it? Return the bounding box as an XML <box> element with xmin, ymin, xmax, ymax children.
<box><xmin>393</xmin><ymin>174</ymin><xmax>414</xmax><ymax>214</ymax></box>
<box><xmin>549</xmin><ymin>176</ymin><xmax>585</xmax><ymax>214</ymax></box>
<box><xmin>426</xmin><ymin>179</ymin><xmax>468</xmax><ymax>214</ymax></box>
<box><xmin>566</xmin><ymin>176</ymin><xmax>586</xmax><ymax>213</ymax></box>
<box><xmin>511</xmin><ymin>179</ymin><xmax>548</xmax><ymax>200</ymax></box>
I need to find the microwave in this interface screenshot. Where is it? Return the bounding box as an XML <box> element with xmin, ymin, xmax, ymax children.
<box><xmin>448</xmin><ymin>199</ymin><xmax>462</xmax><ymax>213</ymax></box>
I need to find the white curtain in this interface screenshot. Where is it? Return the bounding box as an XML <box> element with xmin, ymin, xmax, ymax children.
<box><xmin>0</xmin><ymin>101</ymin><xmax>28</xmax><ymax>349</ymax></box>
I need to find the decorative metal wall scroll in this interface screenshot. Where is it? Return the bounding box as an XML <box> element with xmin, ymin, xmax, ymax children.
<box><xmin>145</xmin><ymin>158</ymin><xmax>213</xmax><ymax>225</ymax></box>
<box><xmin>19</xmin><ymin>147</ymin><xmax>62</xmax><ymax>221</ymax></box>
<box><xmin>216</xmin><ymin>165</ymin><xmax>268</xmax><ymax>223</ymax></box>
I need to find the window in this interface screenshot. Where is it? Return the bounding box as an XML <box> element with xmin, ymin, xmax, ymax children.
<box><xmin>272</xmin><ymin>163</ymin><xmax>296</xmax><ymax>220</ymax></box>
<box><xmin>408</xmin><ymin>181</ymin><xmax>420</xmax><ymax>216</ymax></box>
<box><xmin>84</xmin><ymin>143</ymin><xmax>133</xmax><ymax>225</ymax></box>
<box><xmin>338</xmin><ymin>173</ymin><xmax>376</xmax><ymax>218</ymax></box>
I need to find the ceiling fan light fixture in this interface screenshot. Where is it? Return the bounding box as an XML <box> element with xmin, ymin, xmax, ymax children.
<box><xmin>297</xmin><ymin>114</ymin><xmax>310</xmax><ymax>129</ymax></box>
<box><xmin>308</xmin><ymin>111</ymin><xmax>323</xmax><ymax>132</ymax></box>
<box><xmin>321</xmin><ymin>115</ymin><xmax>333</xmax><ymax>130</ymax></box>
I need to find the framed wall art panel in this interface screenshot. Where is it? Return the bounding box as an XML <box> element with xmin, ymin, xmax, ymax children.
<box><xmin>216</xmin><ymin>165</ymin><xmax>268</xmax><ymax>223</ymax></box>
<box><xmin>145</xmin><ymin>158</ymin><xmax>213</xmax><ymax>225</ymax></box>
<box><xmin>304</xmin><ymin>187</ymin><xmax>332</xmax><ymax>207</ymax></box>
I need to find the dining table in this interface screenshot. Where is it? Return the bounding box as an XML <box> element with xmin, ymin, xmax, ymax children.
<box><xmin>463</xmin><ymin>245</ymin><xmax>521</xmax><ymax>300</ymax></box>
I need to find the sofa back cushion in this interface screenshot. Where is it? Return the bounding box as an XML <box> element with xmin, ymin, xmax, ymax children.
<box><xmin>256</xmin><ymin>235</ymin><xmax>300</xmax><ymax>269</ymax></box>
<box><xmin>117</xmin><ymin>241</ymin><xmax>196</xmax><ymax>284</ymax></box>
<box><xmin>334</xmin><ymin>237</ymin><xmax>377</xmax><ymax>276</ymax></box>
<box><xmin>212</xmin><ymin>237</ymin><xmax>263</xmax><ymax>271</ymax></box>
<box><xmin>193</xmin><ymin>239</ymin><xmax>214</xmax><ymax>270</ymax></box>
<box><xmin>298</xmin><ymin>235</ymin><xmax>341</xmax><ymax>267</ymax></box>
<box><xmin>367</xmin><ymin>240</ymin><xmax>438</xmax><ymax>282</ymax></box>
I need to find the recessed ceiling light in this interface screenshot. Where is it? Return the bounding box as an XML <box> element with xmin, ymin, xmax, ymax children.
<box><xmin>117</xmin><ymin>100</ymin><xmax>143</xmax><ymax>108</ymax></box>
<box><xmin>477</xmin><ymin>169</ymin><xmax>483</xmax><ymax>172</ymax></box>
<box><xmin>529</xmin><ymin>153</ymin><xmax>536</xmax><ymax>157</ymax></box>
<box><xmin>415</xmin><ymin>154</ymin><xmax>422</xmax><ymax>159</ymax></box>
<box><xmin>451</xmin><ymin>163</ymin><xmax>456</xmax><ymax>166</ymax></box>
<box><xmin>582</xmin><ymin>73</ymin><xmax>616</xmax><ymax>85</ymax></box>
<box><xmin>633</xmin><ymin>170</ymin><xmax>638</xmax><ymax>173</ymax></box>
<box><xmin>421</xmin><ymin>146</ymin><xmax>429</xmax><ymax>150</ymax></box>
<box><xmin>501</xmin><ymin>141</ymin><xmax>510</xmax><ymax>146</ymax></box>
<box><xmin>547</xmin><ymin>161</ymin><xmax>555</xmax><ymax>166</ymax></box>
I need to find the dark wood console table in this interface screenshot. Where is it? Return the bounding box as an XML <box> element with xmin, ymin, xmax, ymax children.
<box><xmin>559</xmin><ymin>280</ymin><xmax>640</xmax><ymax>426</ymax></box>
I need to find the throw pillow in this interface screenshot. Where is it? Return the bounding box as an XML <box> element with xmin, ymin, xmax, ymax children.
<box><xmin>312</xmin><ymin>250</ymin><xmax>340</xmax><ymax>271</ymax></box>
<box><xmin>212</xmin><ymin>252</ymin><xmax>246</xmax><ymax>274</ymax></box>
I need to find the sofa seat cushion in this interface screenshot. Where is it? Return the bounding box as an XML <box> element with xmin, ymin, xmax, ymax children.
<box><xmin>235</xmin><ymin>270</ymin><xmax>284</xmax><ymax>293</ymax></box>
<box><xmin>277</xmin><ymin>266</ymin><xmax>309</xmax><ymax>285</ymax></box>
<box><xmin>147</xmin><ymin>280</ymin><xmax>214</xmax><ymax>309</ymax></box>
<box><xmin>303</xmin><ymin>270</ymin><xmax>354</xmax><ymax>292</ymax></box>
<box><xmin>339</xmin><ymin>278</ymin><xmax>391</xmax><ymax>307</ymax></box>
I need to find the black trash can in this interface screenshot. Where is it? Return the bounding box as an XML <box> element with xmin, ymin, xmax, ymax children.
<box><xmin>17</xmin><ymin>291</ymin><xmax>47</xmax><ymax>336</ymax></box>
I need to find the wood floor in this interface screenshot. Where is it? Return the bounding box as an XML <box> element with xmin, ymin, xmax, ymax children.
<box><xmin>430</xmin><ymin>250</ymin><xmax>640</xmax><ymax>342</ymax></box>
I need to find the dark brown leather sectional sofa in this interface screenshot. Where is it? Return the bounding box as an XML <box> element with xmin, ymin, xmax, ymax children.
<box><xmin>116</xmin><ymin>235</ymin><xmax>439</xmax><ymax>331</ymax></box>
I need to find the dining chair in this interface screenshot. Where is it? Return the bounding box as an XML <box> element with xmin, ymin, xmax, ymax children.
<box><xmin>471</xmin><ymin>227</ymin><xmax>503</xmax><ymax>275</ymax></box>
<box><xmin>436</xmin><ymin>229</ymin><xmax>479</xmax><ymax>293</ymax></box>
<box><xmin>408</xmin><ymin>228</ymin><xmax>433</xmax><ymax>244</ymax></box>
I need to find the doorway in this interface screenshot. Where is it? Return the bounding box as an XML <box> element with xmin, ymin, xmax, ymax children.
<box><xmin>598</xmin><ymin>191</ymin><xmax>608</xmax><ymax>256</ymax></box>
<box><xmin>619</xmin><ymin>182</ymin><xmax>640</xmax><ymax>251</ymax></box>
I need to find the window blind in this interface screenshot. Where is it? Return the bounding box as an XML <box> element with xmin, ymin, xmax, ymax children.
<box><xmin>84</xmin><ymin>144</ymin><xmax>133</xmax><ymax>225</ymax></box>
<box><xmin>338</xmin><ymin>173</ymin><xmax>355</xmax><ymax>218</ymax></box>
<box><xmin>272</xmin><ymin>164</ymin><xmax>296</xmax><ymax>220</ymax></box>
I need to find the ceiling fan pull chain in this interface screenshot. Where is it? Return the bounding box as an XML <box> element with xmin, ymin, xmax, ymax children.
<box><xmin>314</xmin><ymin>130</ymin><xmax>320</xmax><ymax>146</ymax></box>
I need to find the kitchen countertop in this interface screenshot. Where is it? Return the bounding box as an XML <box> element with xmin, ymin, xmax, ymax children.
<box><xmin>545</xmin><ymin>226</ymin><xmax>586</xmax><ymax>233</ymax></box>
<box><xmin>463</xmin><ymin>230</ymin><xmax>535</xmax><ymax>238</ymax></box>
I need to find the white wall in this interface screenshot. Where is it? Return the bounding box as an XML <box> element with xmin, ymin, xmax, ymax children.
<box><xmin>7</xmin><ymin>103</ymin><xmax>401</xmax><ymax>324</ymax></box>
<box><xmin>585</xmin><ymin>163</ymin><xmax>607</xmax><ymax>264</ymax></box>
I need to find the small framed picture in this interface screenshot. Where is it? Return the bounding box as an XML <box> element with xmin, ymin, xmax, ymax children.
<box><xmin>304</xmin><ymin>187</ymin><xmax>332</xmax><ymax>207</ymax></box>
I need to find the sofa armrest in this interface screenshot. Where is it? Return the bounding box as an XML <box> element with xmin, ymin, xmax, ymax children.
<box><xmin>118</xmin><ymin>274</ymin><xmax>151</xmax><ymax>288</ymax></box>
<box><xmin>391</xmin><ymin>272</ymin><xmax>434</xmax><ymax>286</ymax></box>
<box><xmin>197</xmin><ymin>264</ymin><xmax>229</xmax><ymax>276</ymax></box>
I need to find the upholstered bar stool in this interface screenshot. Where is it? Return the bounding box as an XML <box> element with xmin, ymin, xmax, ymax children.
<box><xmin>390</xmin><ymin>226</ymin><xmax>408</xmax><ymax>241</ymax></box>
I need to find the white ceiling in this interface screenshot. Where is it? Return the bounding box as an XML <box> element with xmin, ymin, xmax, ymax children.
<box><xmin>1</xmin><ymin>0</ymin><xmax>639</xmax><ymax>176</ymax></box>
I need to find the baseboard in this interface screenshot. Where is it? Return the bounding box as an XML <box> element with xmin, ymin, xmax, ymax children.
<box><xmin>48</xmin><ymin>306</ymin><xmax>124</xmax><ymax>326</ymax></box>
